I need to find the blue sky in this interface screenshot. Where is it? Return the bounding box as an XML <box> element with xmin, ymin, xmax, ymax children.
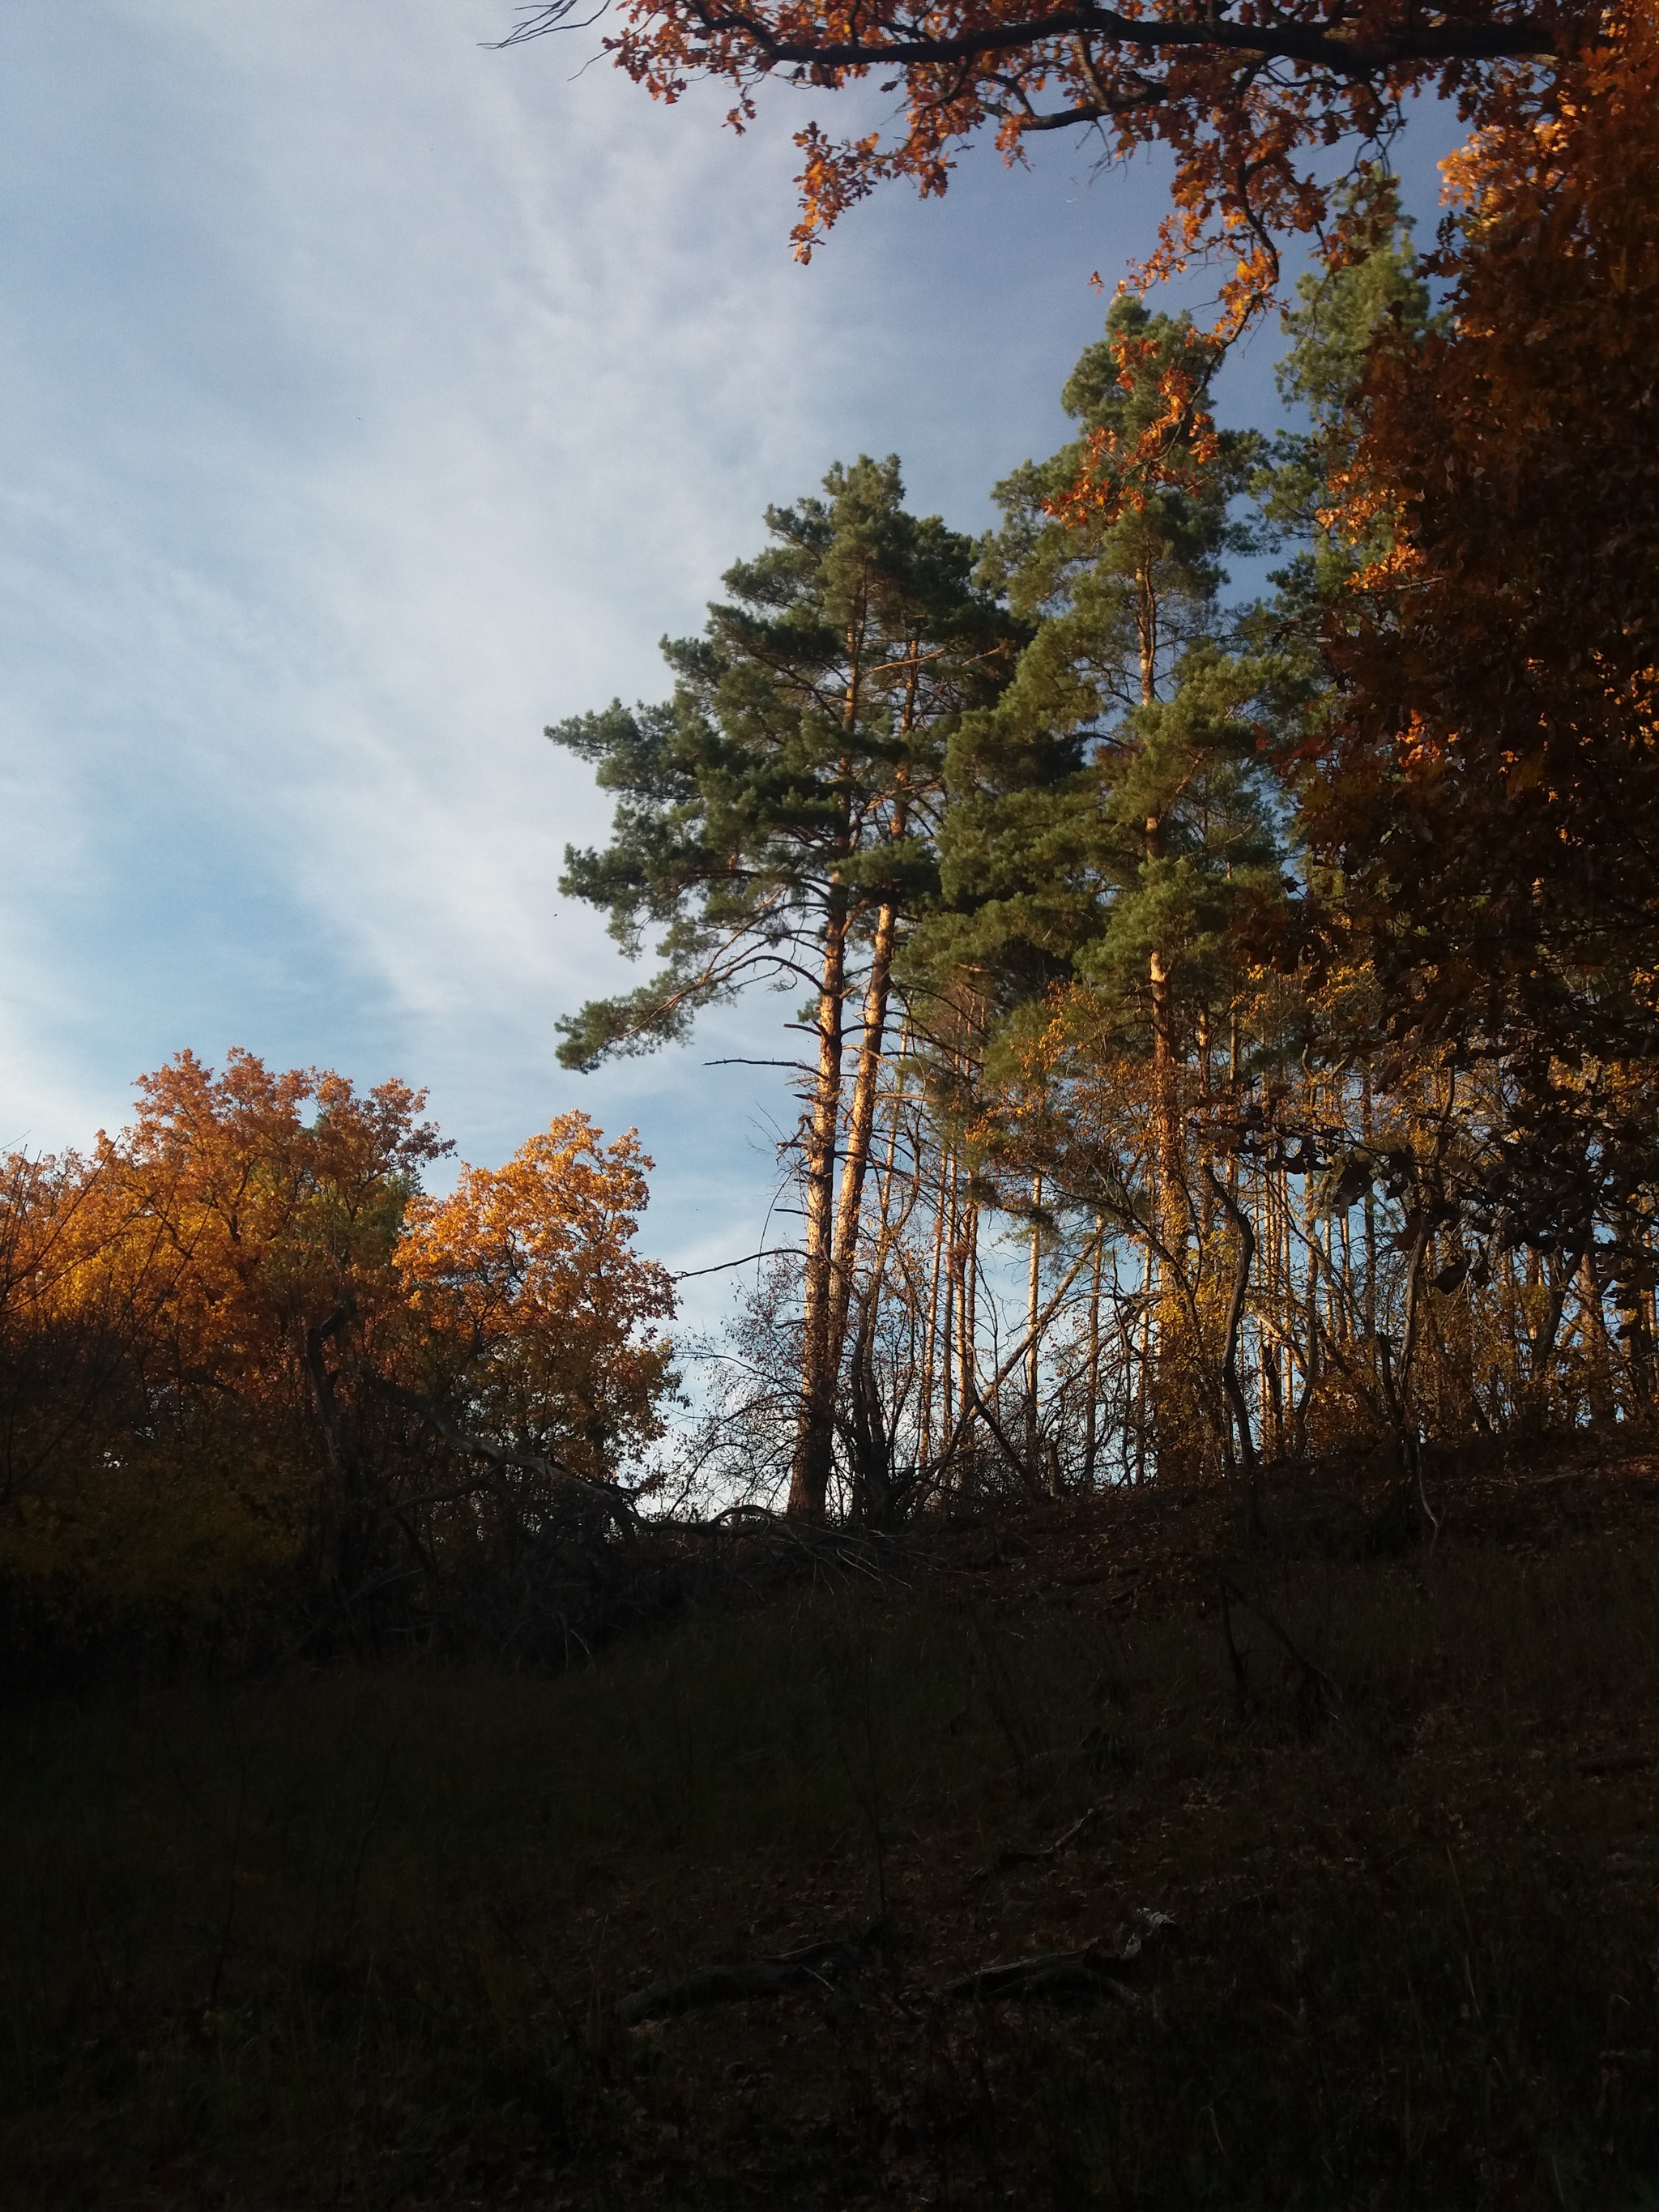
<box><xmin>0</xmin><ymin>2</ymin><xmax>1452</xmax><ymax>1318</ymax></box>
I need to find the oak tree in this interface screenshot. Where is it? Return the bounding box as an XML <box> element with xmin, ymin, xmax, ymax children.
<box><xmin>397</xmin><ymin>1112</ymin><xmax>678</xmax><ymax>1484</ymax></box>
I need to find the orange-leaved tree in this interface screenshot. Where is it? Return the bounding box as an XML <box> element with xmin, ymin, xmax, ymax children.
<box><xmin>46</xmin><ymin>1049</ymin><xmax>447</xmax><ymax>1610</ymax></box>
<box><xmin>0</xmin><ymin>1061</ymin><xmax>680</xmax><ymax>1656</ymax></box>
<box><xmin>498</xmin><ymin>0</ymin><xmax>1601</xmax><ymax>328</ymax></box>
<box><xmin>1305</xmin><ymin>2</ymin><xmax>1659</xmax><ymax>1173</ymax></box>
<box><xmin>396</xmin><ymin>1112</ymin><xmax>678</xmax><ymax>1484</ymax></box>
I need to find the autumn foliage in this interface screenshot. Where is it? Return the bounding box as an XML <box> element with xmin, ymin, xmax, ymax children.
<box><xmin>0</xmin><ymin>1055</ymin><xmax>676</xmax><ymax>1665</ymax></box>
<box><xmin>1316</xmin><ymin>0</ymin><xmax>1659</xmax><ymax>1064</ymax></box>
<box><xmin>548</xmin><ymin>10</ymin><xmax>1659</xmax><ymax>1522</ymax></box>
<box><xmin>503</xmin><ymin>0</ymin><xmax>1605</xmax><ymax>354</ymax></box>
<box><xmin>398</xmin><ymin>1117</ymin><xmax>677</xmax><ymax>1482</ymax></box>
<box><xmin>11</xmin><ymin>5</ymin><xmax>1659</xmax><ymax>1591</ymax></box>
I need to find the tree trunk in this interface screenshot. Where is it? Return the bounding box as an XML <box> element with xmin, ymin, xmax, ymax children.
<box><xmin>787</xmin><ymin>892</ymin><xmax>850</xmax><ymax>1519</ymax></box>
<box><xmin>920</xmin><ymin>1137</ymin><xmax>949</xmax><ymax>1468</ymax></box>
<box><xmin>1579</xmin><ymin>1240</ymin><xmax>1615</xmax><ymax>1427</ymax></box>
<box><xmin>1025</xmin><ymin>1174</ymin><xmax>1043</xmax><ymax>1479</ymax></box>
<box><xmin>824</xmin><ymin>891</ymin><xmax>902</xmax><ymax>1401</ymax></box>
<box><xmin>1148</xmin><ymin>886</ymin><xmax>1190</xmax><ymax>1463</ymax></box>
<box><xmin>302</xmin><ymin>1306</ymin><xmax>367</xmax><ymax>1597</ymax></box>
<box><xmin>1083</xmin><ymin>1223</ymin><xmax>1103</xmax><ymax>1488</ymax></box>
<box><xmin>956</xmin><ymin>1197</ymin><xmax>979</xmax><ymax>1490</ymax></box>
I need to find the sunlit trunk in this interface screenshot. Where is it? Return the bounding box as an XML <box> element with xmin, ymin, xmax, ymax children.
<box><xmin>825</xmin><ymin>886</ymin><xmax>902</xmax><ymax>1394</ymax></box>
<box><xmin>1025</xmin><ymin>1173</ymin><xmax>1043</xmax><ymax>1478</ymax></box>
<box><xmin>1083</xmin><ymin>1223</ymin><xmax>1103</xmax><ymax>1488</ymax></box>
<box><xmin>787</xmin><ymin>889</ymin><xmax>850</xmax><ymax>1520</ymax></box>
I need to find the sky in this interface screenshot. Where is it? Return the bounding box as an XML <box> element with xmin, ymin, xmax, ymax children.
<box><xmin>0</xmin><ymin>1</ymin><xmax>1456</xmax><ymax>1321</ymax></box>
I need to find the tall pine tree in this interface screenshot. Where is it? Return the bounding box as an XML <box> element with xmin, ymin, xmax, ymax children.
<box><xmin>924</xmin><ymin>301</ymin><xmax>1284</xmax><ymax>1454</ymax></box>
<box><xmin>551</xmin><ymin>456</ymin><xmax>1014</xmax><ymax>1518</ymax></box>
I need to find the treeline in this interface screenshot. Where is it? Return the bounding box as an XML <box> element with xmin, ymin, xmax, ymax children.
<box><xmin>557</xmin><ymin>51</ymin><xmax>1659</xmax><ymax>1524</ymax></box>
<box><xmin>0</xmin><ymin>1051</ymin><xmax>676</xmax><ymax>1669</ymax></box>
<box><xmin>4</xmin><ymin>37</ymin><xmax>1655</xmax><ymax>1648</ymax></box>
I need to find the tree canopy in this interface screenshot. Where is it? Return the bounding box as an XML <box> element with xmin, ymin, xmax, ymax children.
<box><xmin>498</xmin><ymin>0</ymin><xmax>1610</xmax><ymax>323</ymax></box>
<box><xmin>0</xmin><ymin>1057</ymin><xmax>677</xmax><ymax>1656</ymax></box>
<box><xmin>543</xmin><ymin>20</ymin><xmax>1659</xmax><ymax>1520</ymax></box>
<box><xmin>552</xmin><ymin>454</ymin><xmax>1014</xmax><ymax>1515</ymax></box>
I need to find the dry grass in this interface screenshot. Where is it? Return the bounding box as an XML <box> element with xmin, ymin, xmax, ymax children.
<box><xmin>6</xmin><ymin>1437</ymin><xmax>1659</xmax><ymax>2207</ymax></box>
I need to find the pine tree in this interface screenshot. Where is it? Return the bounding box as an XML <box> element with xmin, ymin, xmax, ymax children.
<box><xmin>551</xmin><ymin>456</ymin><xmax>1014</xmax><ymax>1518</ymax></box>
<box><xmin>921</xmin><ymin>301</ymin><xmax>1284</xmax><ymax>1460</ymax></box>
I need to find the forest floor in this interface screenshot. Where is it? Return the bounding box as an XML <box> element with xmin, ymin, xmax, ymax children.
<box><xmin>6</xmin><ymin>1430</ymin><xmax>1659</xmax><ymax>2209</ymax></box>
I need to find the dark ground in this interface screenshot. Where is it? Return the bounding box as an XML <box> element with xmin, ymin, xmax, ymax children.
<box><xmin>6</xmin><ymin>1431</ymin><xmax>1659</xmax><ymax>2208</ymax></box>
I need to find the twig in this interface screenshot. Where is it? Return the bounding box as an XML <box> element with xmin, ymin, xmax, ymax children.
<box><xmin>969</xmin><ymin>1804</ymin><xmax>1098</xmax><ymax>1885</ymax></box>
<box><xmin>672</xmin><ymin>1246</ymin><xmax>804</xmax><ymax>1280</ymax></box>
<box><xmin>1214</xmin><ymin>1571</ymin><xmax>1344</xmax><ymax>1723</ymax></box>
<box><xmin>614</xmin><ymin>1930</ymin><xmax>879</xmax><ymax>2025</ymax></box>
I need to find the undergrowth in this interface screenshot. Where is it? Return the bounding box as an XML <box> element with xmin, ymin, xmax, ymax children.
<box><xmin>5</xmin><ymin>1450</ymin><xmax>1659</xmax><ymax>2207</ymax></box>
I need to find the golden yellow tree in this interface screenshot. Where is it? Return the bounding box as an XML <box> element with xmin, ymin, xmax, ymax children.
<box><xmin>396</xmin><ymin>1112</ymin><xmax>678</xmax><ymax>1484</ymax></box>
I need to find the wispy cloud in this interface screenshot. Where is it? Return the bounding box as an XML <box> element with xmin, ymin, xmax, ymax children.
<box><xmin>0</xmin><ymin>0</ymin><xmax>1456</xmax><ymax>1309</ymax></box>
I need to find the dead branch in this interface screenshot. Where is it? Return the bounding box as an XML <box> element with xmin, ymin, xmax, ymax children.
<box><xmin>937</xmin><ymin>1949</ymin><xmax>1137</xmax><ymax>2005</ymax></box>
<box><xmin>614</xmin><ymin>1931</ymin><xmax>878</xmax><ymax>2025</ymax></box>
<box><xmin>969</xmin><ymin>1380</ymin><xmax>1044</xmax><ymax>1496</ymax></box>
<box><xmin>1214</xmin><ymin>1570</ymin><xmax>1344</xmax><ymax>1723</ymax></box>
<box><xmin>969</xmin><ymin>1803</ymin><xmax>1098</xmax><ymax>1885</ymax></box>
<box><xmin>936</xmin><ymin>1908</ymin><xmax>1175</xmax><ymax>2004</ymax></box>
<box><xmin>702</xmin><ymin>1505</ymin><xmax>916</xmax><ymax>1584</ymax></box>
<box><xmin>1578</xmin><ymin>1751</ymin><xmax>1659</xmax><ymax>1778</ymax></box>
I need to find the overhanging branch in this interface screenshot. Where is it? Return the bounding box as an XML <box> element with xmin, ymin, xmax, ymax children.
<box><xmin>493</xmin><ymin>0</ymin><xmax>1561</xmax><ymax>78</ymax></box>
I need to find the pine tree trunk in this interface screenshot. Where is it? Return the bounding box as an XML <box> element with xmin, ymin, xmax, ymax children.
<box><xmin>920</xmin><ymin>1137</ymin><xmax>949</xmax><ymax>1469</ymax></box>
<box><xmin>938</xmin><ymin>1155</ymin><xmax>957</xmax><ymax>1489</ymax></box>
<box><xmin>1084</xmin><ymin>1224</ymin><xmax>1103</xmax><ymax>1488</ymax></box>
<box><xmin>824</xmin><ymin>895</ymin><xmax>901</xmax><ymax>1395</ymax></box>
<box><xmin>1134</xmin><ymin>1239</ymin><xmax>1154</xmax><ymax>1484</ymax></box>
<box><xmin>957</xmin><ymin>1198</ymin><xmax>979</xmax><ymax>1488</ymax></box>
<box><xmin>1149</xmin><ymin>929</ymin><xmax>1190</xmax><ymax>1457</ymax></box>
<box><xmin>787</xmin><ymin>892</ymin><xmax>850</xmax><ymax>1519</ymax></box>
<box><xmin>1025</xmin><ymin>1174</ymin><xmax>1043</xmax><ymax>1478</ymax></box>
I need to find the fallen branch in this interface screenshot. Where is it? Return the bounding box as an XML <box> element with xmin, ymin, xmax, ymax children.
<box><xmin>937</xmin><ymin>1948</ymin><xmax>1135</xmax><ymax>2005</ymax></box>
<box><xmin>1013</xmin><ymin>1723</ymin><xmax>1132</xmax><ymax>1791</ymax></box>
<box><xmin>1579</xmin><ymin>1751</ymin><xmax>1659</xmax><ymax>1778</ymax></box>
<box><xmin>970</xmin><ymin>1804</ymin><xmax>1098</xmax><ymax>1885</ymax></box>
<box><xmin>937</xmin><ymin>1910</ymin><xmax>1176</xmax><ymax>2005</ymax></box>
<box><xmin>701</xmin><ymin>1506</ymin><xmax>916</xmax><ymax>1585</ymax></box>
<box><xmin>614</xmin><ymin>1932</ymin><xmax>877</xmax><ymax>2026</ymax></box>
